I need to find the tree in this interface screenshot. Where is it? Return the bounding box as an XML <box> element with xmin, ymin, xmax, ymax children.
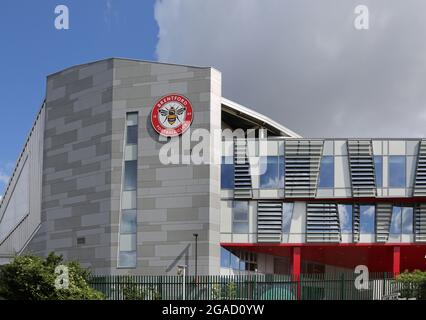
<box><xmin>0</xmin><ymin>252</ymin><xmax>104</xmax><ymax>300</ymax></box>
<box><xmin>397</xmin><ymin>270</ymin><xmax>426</xmax><ymax>300</ymax></box>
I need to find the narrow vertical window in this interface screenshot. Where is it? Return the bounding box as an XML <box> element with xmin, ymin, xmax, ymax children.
<box><xmin>360</xmin><ymin>205</ymin><xmax>375</xmax><ymax>234</ymax></box>
<box><xmin>389</xmin><ymin>156</ymin><xmax>406</xmax><ymax>188</ymax></box>
<box><xmin>318</xmin><ymin>156</ymin><xmax>334</xmax><ymax>188</ymax></box>
<box><xmin>374</xmin><ymin>156</ymin><xmax>382</xmax><ymax>187</ymax></box>
<box><xmin>119</xmin><ymin>113</ymin><xmax>138</xmax><ymax>268</ymax></box>
<box><xmin>221</xmin><ymin>156</ymin><xmax>234</xmax><ymax>189</ymax></box>
<box><xmin>232</xmin><ymin>201</ymin><xmax>249</xmax><ymax>233</ymax></box>
<box><xmin>338</xmin><ymin>204</ymin><xmax>353</xmax><ymax>233</ymax></box>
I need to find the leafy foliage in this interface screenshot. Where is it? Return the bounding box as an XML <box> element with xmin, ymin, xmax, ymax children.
<box><xmin>396</xmin><ymin>270</ymin><xmax>426</xmax><ymax>299</ymax></box>
<box><xmin>0</xmin><ymin>252</ymin><xmax>104</xmax><ymax>300</ymax></box>
<box><xmin>122</xmin><ymin>276</ymin><xmax>161</xmax><ymax>300</ymax></box>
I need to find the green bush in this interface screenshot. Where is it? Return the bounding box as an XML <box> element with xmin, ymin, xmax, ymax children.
<box><xmin>397</xmin><ymin>270</ymin><xmax>426</xmax><ymax>300</ymax></box>
<box><xmin>122</xmin><ymin>276</ymin><xmax>161</xmax><ymax>300</ymax></box>
<box><xmin>0</xmin><ymin>252</ymin><xmax>104</xmax><ymax>300</ymax></box>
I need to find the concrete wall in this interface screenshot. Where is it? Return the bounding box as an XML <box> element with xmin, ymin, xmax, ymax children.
<box><xmin>25</xmin><ymin>58</ymin><xmax>222</xmax><ymax>275</ymax></box>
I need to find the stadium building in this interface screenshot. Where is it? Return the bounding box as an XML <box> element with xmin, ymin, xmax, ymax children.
<box><xmin>0</xmin><ymin>58</ymin><xmax>426</xmax><ymax>280</ymax></box>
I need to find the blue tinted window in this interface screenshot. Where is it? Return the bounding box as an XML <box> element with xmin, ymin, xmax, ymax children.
<box><xmin>391</xmin><ymin>206</ymin><xmax>413</xmax><ymax>235</ymax></box>
<box><xmin>118</xmin><ymin>251</ymin><xmax>136</xmax><ymax>268</ymax></box>
<box><xmin>389</xmin><ymin>156</ymin><xmax>406</xmax><ymax>188</ymax></box>
<box><xmin>221</xmin><ymin>156</ymin><xmax>234</xmax><ymax>189</ymax></box>
<box><xmin>260</xmin><ymin>156</ymin><xmax>284</xmax><ymax>189</ymax></box>
<box><xmin>127</xmin><ymin>125</ymin><xmax>138</xmax><ymax>145</ymax></box>
<box><xmin>230</xmin><ymin>252</ymin><xmax>240</xmax><ymax>270</ymax></box>
<box><xmin>220</xmin><ymin>247</ymin><xmax>231</xmax><ymax>268</ymax></box>
<box><xmin>233</xmin><ymin>201</ymin><xmax>249</xmax><ymax>233</ymax></box>
<box><xmin>120</xmin><ymin>210</ymin><xmax>137</xmax><ymax>234</ymax></box>
<box><xmin>318</xmin><ymin>156</ymin><xmax>334</xmax><ymax>188</ymax></box>
<box><xmin>360</xmin><ymin>205</ymin><xmax>375</xmax><ymax>234</ymax></box>
<box><xmin>402</xmin><ymin>207</ymin><xmax>413</xmax><ymax>234</ymax></box>
<box><xmin>124</xmin><ymin>161</ymin><xmax>137</xmax><ymax>191</ymax></box>
<box><xmin>338</xmin><ymin>204</ymin><xmax>353</xmax><ymax>233</ymax></box>
<box><xmin>390</xmin><ymin>206</ymin><xmax>402</xmax><ymax>235</ymax></box>
<box><xmin>374</xmin><ymin>156</ymin><xmax>383</xmax><ymax>187</ymax></box>
<box><xmin>282</xmin><ymin>203</ymin><xmax>294</xmax><ymax>233</ymax></box>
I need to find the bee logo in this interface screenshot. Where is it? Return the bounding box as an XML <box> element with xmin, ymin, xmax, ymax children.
<box><xmin>151</xmin><ymin>94</ymin><xmax>194</xmax><ymax>137</ymax></box>
<box><xmin>159</xmin><ymin>106</ymin><xmax>185</xmax><ymax>126</ymax></box>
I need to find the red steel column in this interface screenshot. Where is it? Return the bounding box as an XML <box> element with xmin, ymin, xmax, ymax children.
<box><xmin>292</xmin><ymin>247</ymin><xmax>301</xmax><ymax>300</ymax></box>
<box><xmin>393</xmin><ymin>246</ymin><xmax>401</xmax><ymax>276</ymax></box>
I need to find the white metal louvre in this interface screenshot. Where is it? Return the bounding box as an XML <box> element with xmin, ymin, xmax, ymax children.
<box><xmin>257</xmin><ymin>201</ymin><xmax>282</xmax><ymax>243</ymax></box>
<box><xmin>375</xmin><ymin>203</ymin><xmax>392</xmax><ymax>243</ymax></box>
<box><xmin>415</xmin><ymin>204</ymin><xmax>426</xmax><ymax>242</ymax></box>
<box><xmin>233</xmin><ymin>138</ymin><xmax>252</xmax><ymax>199</ymax></box>
<box><xmin>284</xmin><ymin>140</ymin><xmax>324</xmax><ymax>198</ymax></box>
<box><xmin>413</xmin><ymin>140</ymin><xmax>426</xmax><ymax>197</ymax></box>
<box><xmin>306</xmin><ymin>203</ymin><xmax>341</xmax><ymax>243</ymax></box>
<box><xmin>347</xmin><ymin>140</ymin><xmax>377</xmax><ymax>197</ymax></box>
<box><xmin>353</xmin><ymin>204</ymin><xmax>360</xmax><ymax>243</ymax></box>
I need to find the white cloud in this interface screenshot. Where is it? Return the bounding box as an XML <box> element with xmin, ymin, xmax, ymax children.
<box><xmin>155</xmin><ymin>0</ymin><xmax>426</xmax><ymax>138</ymax></box>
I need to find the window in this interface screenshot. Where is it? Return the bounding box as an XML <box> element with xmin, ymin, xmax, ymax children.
<box><xmin>220</xmin><ymin>247</ymin><xmax>231</xmax><ymax>268</ymax></box>
<box><xmin>318</xmin><ymin>156</ymin><xmax>334</xmax><ymax>188</ymax></box>
<box><xmin>127</xmin><ymin>125</ymin><xmax>138</xmax><ymax>145</ymax></box>
<box><xmin>389</xmin><ymin>156</ymin><xmax>406</xmax><ymax>188</ymax></box>
<box><xmin>374</xmin><ymin>156</ymin><xmax>383</xmax><ymax>187</ymax></box>
<box><xmin>120</xmin><ymin>210</ymin><xmax>137</xmax><ymax>234</ymax></box>
<box><xmin>123</xmin><ymin>161</ymin><xmax>137</xmax><ymax>191</ymax></box>
<box><xmin>338</xmin><ymin>204</ymin><xmax>353</xmax><ymax>233</ymax></box>
<box><xmin>220</xmin><ymin>248</ymin><xmax>257</xmax><ymax>272</ymax></box>
<box><xmin>282</xmin><ymin>203</ymin><xmax>294</xmax><ymax>233</ymax></box>
<box><xmin>119</xmin><ymin>113</ymin><xmax>138</xmax><ymax>268</ymax></box>
<box><xmin>221</xmin><ymin>156</ymin><xmax>234</xmax><ymax>189</ymax></box>
<box><xmin>119</xmin><ymin>252</ymin><xmax>136</xmax><ymax>268</ymax></box>
<box><xmin>390</xmin><ymin>206</ymin><xmax>402</xmax><ymax>235</ymax></box>
<box><xmin>233</xmin><ymin>201</ymin><xmax>249</xmax><ymax>233</ymax></box>
<box><xmin>360</xmin><ymin>205</ymin><xmax>375</xmax><ymax>234</ymax></box>
<box><xmin>126</xmin><ymin>113</ymin><xmax>138</xmax><ymax>145</ymax></box>
<box><xmin>391</xmin><ymin>206</ymin><xmax>413</xmax><ymax>235</ymax></box>
<box><xmin>259</xmin><ymin>156</ymin><xmax>285</xmax><ymax>189</ymax></box>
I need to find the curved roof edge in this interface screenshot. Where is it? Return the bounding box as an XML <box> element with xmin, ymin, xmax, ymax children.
<box><xmin>221</xmin><ymin>97</ymin><xmax>302</xmax><ymax>138</ymax></box>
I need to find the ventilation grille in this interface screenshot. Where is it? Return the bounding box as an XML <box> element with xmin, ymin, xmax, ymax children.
<box><xmin>353</xmin><ymin>204</ymin><xmax>360</xmax><ymax>243</ymax></box>
<box><xmin>306</xmin><ymin>203</ymin><xmax>341</xmax><ymax>243</ymax></box>
<box><xmin>284</xmin><ymin>140</ymin><xmax>324</xmax><ymax>198</ymax></box>
<box><xmin>414</xmin><ymin>140</ymin><xmax>426</xmax><ymax>197</ymax></box>
<box><xmin>376</xmin><ymin>203</ymin><xmax>392</xmax><ymax>243</ymax></box>
<box><xmin>415</xmin><ymin>204</ymin><xmax>426</xmax><ymax>242</ymax></box>
<box><xmin>347</xmin><ymin>140</ymin><xmax>377</xmax><ymax>197</ymax></box>
<box><xmin>257</xmin><ymin>201</ymin><xmax>282</xmax><ymax>243</ymax></box>
<box><xmin>233</xmin><ymin>138</ymin><xmax>252</xmax><ymax>199</ymax></box>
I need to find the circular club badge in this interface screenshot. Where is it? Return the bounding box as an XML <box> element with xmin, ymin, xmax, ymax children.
<box><xmin>151</xmin><ymin>94</ymin><xmax>194</xmax><ymax>137</ymax></box>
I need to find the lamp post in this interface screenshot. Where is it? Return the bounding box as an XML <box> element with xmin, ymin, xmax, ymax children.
<box><xmin>193</xmin><ymin>233</ymin><xmax>198</xmax><ymax>282</ymax></box>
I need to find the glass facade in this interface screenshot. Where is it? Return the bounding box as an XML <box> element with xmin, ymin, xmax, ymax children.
<box><xmin>118</xmin><ymin>113</ymin><xmax>138</xmax><ymax>268</ymax></box>
<box><xmin>220</xmin><ymin>247</ymin><xmax>257</xmax><ymax>272</ymax></box>
<box><xmin>374</xmin><ymin>156</ymin><xmax>382</xmax><ymax>188</ymax></box>
<box><xmin>389</xmin><ymin>156</ymin><xmax>406</xmax><ymax>188</ymax></box>
<box><xmin>318</xmin><ymin>156</ymin><xmax>334</xmax><ymax>188</ymax></box>
<box><xmin>221</xmin><ymin>156</ymin><xmax>234</xmax><ymax>189</ymax></box>
<box><xmin>390</xmin><ymin>206</ymin><xmax>413</xmax><ymax>235</ymax></box>
<box><xmin>259</xmin><ymin>156</ymin><xmax>284</xmax><ymax>189</ymax></box>
<box><xmin>338</xmin><ymin>204</ymin><xmax>353</xmax><ymax>233</ymax></box>
<box><xmin>282</xmin><ymin>203</ymin><xmax>294</xmax><ymax>233</ymax></box>
<box><xmin>232</xmin><ymin>201</ymin><xmax>249</xmax><ymax>233</ymax></box>
<box><xmin>360</xmin><ymin>205</ymin><xmax>375</xmax><ymax>234</ymax></box>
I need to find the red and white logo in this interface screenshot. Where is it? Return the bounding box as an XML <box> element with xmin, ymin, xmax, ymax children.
<box><xmin>151</xmin><ymin>94</ymin><xmax>194</xmax><ymax>137</ymax></box>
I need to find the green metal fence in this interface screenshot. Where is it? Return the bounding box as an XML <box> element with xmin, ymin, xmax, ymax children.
<box><xmin>88</xmin><ymin>272</ymin><xmax>411</xmax><ymax>300</ymax></box>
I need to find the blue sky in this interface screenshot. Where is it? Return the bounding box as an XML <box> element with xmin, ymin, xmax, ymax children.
<box><xmin>0</xmin><ymin>0</ymin><xmax>158</xmax><ymax>194</ymax></box>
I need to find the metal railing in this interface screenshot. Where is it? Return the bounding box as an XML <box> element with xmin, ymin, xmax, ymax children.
<box><xmin>88</xmin><ymin>272</ymin><xmax>412</xmax><ymax>300</ymax></box>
